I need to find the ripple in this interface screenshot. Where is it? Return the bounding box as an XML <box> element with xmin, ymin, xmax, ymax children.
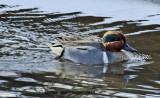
<box><xmin>0</xmin><ymin>91</ymin><xmax>21</xmax><ymax>97</ymax></box>
<box><xmin>153</xmin><ymin>80</ymin><xmax>160</xmax><ymax>84</ymax></box>
<box><xmin>138</xmin><ymin>85</ymin><xmax>159</xmax><ymax>90</ymax></box>
<box><xmin>127</xmin><ymin>88</ymin><xmax>160</xmax><ymax>94</ymax></box>
<box><xmin>44</xmin><ymin>82</ymin><xmax>73</xmax><ymax>89</ymax></box>
<box><xmin>114</xmin><ymin>92</ymin><xmax>142</xmax><ymax>98</ymax></box>
<box><xmin>0</xmin><ymin>71</ymin><xmax>20</xmax><ymax>77</ymax></box>
<box><xmin>12</xmin><ymin>86</ymin><xmax>45</xmax><ymax>93</ymax></box>
<box><xmin>0</xmin><ymin>80</ymin><xmax>8</xmax><ymax>84</ymax></box>
<box><xmin>15</xmin><ymin>77</ymin><xmax>37</xmax><ymax>83</ymax></box>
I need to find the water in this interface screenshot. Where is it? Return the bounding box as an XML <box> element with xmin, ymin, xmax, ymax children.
<box><xmin>0</xmin><ymin>0</ymin><xmax>160</xmax><ymax>97</ymax></box>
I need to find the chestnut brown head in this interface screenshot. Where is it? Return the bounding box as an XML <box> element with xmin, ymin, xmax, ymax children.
<box><xmin>102</xmin><ymin>31</ymin><xmax>137</xmax><ymax>52</ymax></box>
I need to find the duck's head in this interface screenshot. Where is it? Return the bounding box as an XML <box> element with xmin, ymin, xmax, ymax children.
<box><xmin>102</xmin><ymin>31</ymin><xmax>137</xmax><ymax>52</ymax></box>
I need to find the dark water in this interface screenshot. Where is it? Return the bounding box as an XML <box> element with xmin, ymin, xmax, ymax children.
<box><xmin>0</xmin><ymin>0</ymin><xmax>160</xmax><ymax>97</ymax></box>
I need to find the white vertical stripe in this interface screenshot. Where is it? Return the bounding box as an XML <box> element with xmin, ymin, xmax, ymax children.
<box><xmin>103</xmin><ymin>52</ymin><xmax>108</xmax><ymax>63</ymax></box>
<box><xmin>103</xmin><ymin>64</ymin><xmax>108</xmax><ymax>73</ymax></box>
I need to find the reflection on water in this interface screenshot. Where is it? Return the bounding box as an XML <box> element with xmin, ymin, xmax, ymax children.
<box><xmin>0</xmin><ymin>0</ymin><xmax>160</xmax><ymax>97</ymax></box>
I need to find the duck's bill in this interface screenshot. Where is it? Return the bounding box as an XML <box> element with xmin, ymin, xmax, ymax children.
<box><xmin>123</xmin><ymin>43</ymin><xmax>138</xmax><ymax>52</ymax></box>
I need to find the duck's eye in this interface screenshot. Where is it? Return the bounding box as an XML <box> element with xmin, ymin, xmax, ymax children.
<box><xmin>103</xmin><ymin>34</ymin><xmax>121</xmax><ymax>43</ymax></box>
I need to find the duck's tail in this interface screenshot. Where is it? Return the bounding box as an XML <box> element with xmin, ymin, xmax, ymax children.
<box><xmin>45</xmin><ymin>41</ymin><xmax>64</xmax><ymax>56</ymax></box>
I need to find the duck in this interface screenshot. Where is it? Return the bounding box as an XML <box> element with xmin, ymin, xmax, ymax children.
<box><xmin>46</xmin><ymin>31</ymin><xmax>138</xmax><ymax>65</ymax></box>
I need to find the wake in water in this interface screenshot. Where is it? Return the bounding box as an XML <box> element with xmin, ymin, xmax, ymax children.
<box><xmin>123</xmin><ymin>50</ymin><xmax>152</xmax><ymax>61</ymax></box>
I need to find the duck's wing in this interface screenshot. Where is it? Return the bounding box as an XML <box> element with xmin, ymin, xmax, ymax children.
<box><xmin>45</xmin><ymin>42</ymin><xmax>64</xmax><ymax>56</ymax></box>
<box><xmin>55</xmin><ymin>34</ymin><xmax>101</xmax><ymax>46</ymax></box>
<box><xmin>57</xmin><ymin>33</ymin><xmax>100</xmax><ymax>41</ymax></box>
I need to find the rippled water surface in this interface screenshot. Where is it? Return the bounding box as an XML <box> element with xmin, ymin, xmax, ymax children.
<box><xmin>0</xmin><ymin>0</ymin><xmax>160</xmax><ymax>97</ymax></box>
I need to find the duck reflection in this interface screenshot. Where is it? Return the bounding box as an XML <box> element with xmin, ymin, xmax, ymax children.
<box><xmin>102</xmin><ymin>60</ymin><xmax>152</xmax><ymax>88</ymax></box>
<box><xmin>102</xmin><ymin>63</ymin><xmax>128</xmax><ymax>88</ymax></box>
<box><xmin>52</xmin><ymin>60</ymin><xmax>152</xmax><ymax>89</ymax></box>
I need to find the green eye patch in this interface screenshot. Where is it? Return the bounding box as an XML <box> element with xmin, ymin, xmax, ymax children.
<box><xmin>103</xmin><ymin>34</ymin><xmax>121</xmax><ymax>43</ymax></box>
